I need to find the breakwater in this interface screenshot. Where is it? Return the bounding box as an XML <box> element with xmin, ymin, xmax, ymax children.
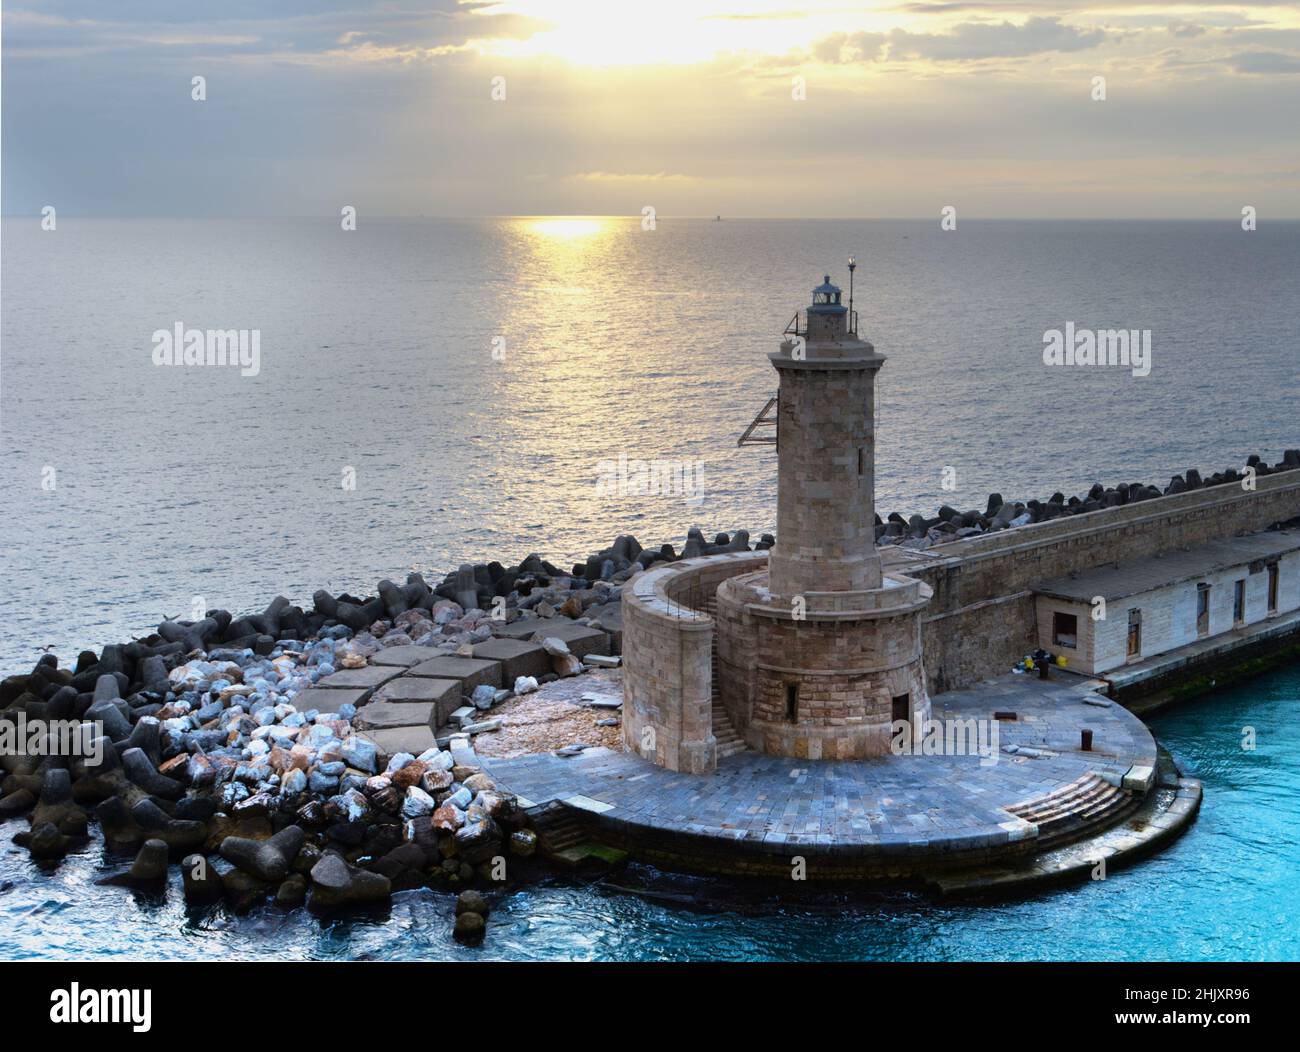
<box><xmin>2</xmin><ymin>451</ymin><xmax>1297</xmax><ymax>940</ymax></box>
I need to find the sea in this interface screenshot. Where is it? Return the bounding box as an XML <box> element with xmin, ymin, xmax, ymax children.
<box><xmin>0</xmin><ymin>216</ymin><xmax>1297</xmax><ymax>959</ymax></box>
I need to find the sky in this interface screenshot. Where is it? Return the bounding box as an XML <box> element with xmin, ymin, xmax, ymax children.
<box><xmin>2</xmin><ymin>0</ymin><xmax>1299</xmax><ymax>218</ymax></box>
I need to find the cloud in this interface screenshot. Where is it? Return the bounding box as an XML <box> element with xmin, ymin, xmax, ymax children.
<box><xmin>1229</xmin><ymin>49</ymin><xmax>1300</xmax><ymax>73</ymax></box>
<box><xmin>5</xmin><ymin>1</ymin><xmax>1300</xmax><ymax>218</ymax></box>
<box><xmin>703</xmin><ymin>9</ymin><xmax>813</xmax><ymax>20</ymax></box>
<box><xmin>816</xmin><ymin>17</ymin><xmax>1108</xmax><ymax>64</ymax></box>
<box><xmin>570</xmin><ymin>171</ymin><xmax>699</xmax><ymax>183</ymax></box>
<box><xmin>0</xmin><ymin>1</ymin><xmax>544</xmax><ymax>63</ymax></box>
<box><xmin>897</xmin><ymin>1</ymin><xmax>1300</xmax><ymax>9</ymax></box>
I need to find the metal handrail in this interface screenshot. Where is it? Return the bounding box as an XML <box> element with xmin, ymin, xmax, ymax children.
<box><xmin>784</xmin><ymin>309</ymin><xmax>858</xmax><ymax>337</ymax></box>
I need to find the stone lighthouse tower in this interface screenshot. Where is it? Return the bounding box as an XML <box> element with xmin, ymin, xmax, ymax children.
<box><xmin>713</xmin><ymin>273</ymin><xmax>933</xmax><ymax>760</ymax></box>
<box><xmin>767</xmin><ymin>276</ymin><xmax>884</xmax><ymax>598</ymax></box>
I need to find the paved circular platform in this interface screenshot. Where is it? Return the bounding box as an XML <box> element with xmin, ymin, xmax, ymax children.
<box><xmin>480</xmin><ymin>673</ymin><xmax>1166</xmax><ymax>879</ymax></box>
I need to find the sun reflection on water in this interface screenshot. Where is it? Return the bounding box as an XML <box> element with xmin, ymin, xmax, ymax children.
<box><xmin>523</xmin><ymin>217</ymin><xmax>607</xmax><ymax>240</ymax></box>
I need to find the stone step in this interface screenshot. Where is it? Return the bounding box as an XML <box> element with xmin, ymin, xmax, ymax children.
<box><xmin>316</xmin><ymin>665</ymin><xmax>403</xmax><ymax>691</ymax></box>
<box><xmin>471</xmin><ymin>637</ymin><xmax>550</xmax><ymax>683</ymax></box>
<box><xmin>710</xmin><ymin>702</ymin><xmax>746</xmax><ymax>757</ymax></box>
<box><xmin>515</xmin><ymin>621</ymin><xmax>612</xmax><ymax>659</ymax></box>
<box><xmin>357</xmin><ymin>725</ymin><xmax>436</xmax><ymax>765</ymax></box>
<box><xmin>369</xmin><ymin>676</ymin><xmax>462</xmax><ymax>728</ymax></box>
<box><xmin>528</xmin><ymin>804</ymin><xmax>590</xmax><ymax>856</ymax></box>
<box><xmin>1007</xmin><ymin>770</ymin><xmax>1142</xmax><ymax>850</ymax></box>
<box><xmin>408</xmin><ymin>655</ymin><xmax>503</xmax><ymax>692</ymax></box>
<box><xmin>1019</xmin><ymin>779</ymin><xmax>1115</xmax><ymax>824</ymax></box>
<box><xmin>551</xmin><ymin>843</ymin><xmax>628</xmax><ymax>868</ymax></box>
<box><xmin>1008</xmin><ymin>773</ymin><xmax>1107</xmax><ymax>821</ymax></box>
<box><xmin>352</xmin><ymin>700</ymin><xmax>437</xmax><ymax>732</ymax></box>
<box><xmin>369</xmin><ymin>645</ymin><xmax>441</xmax><ymax>667</ymax></box>
<box><xmin>1036</xmin><ymin>793</ymin><xmax>1142</xmax><ymax>851</ymax></box>
<box><xmin>290</xmin><ymin>686</ymin><xmax>371</xmax><ymax>714</ymax></box>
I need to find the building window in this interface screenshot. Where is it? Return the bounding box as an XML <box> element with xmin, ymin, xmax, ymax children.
<box><xmin>891</xmin><ymin>693</ymin><xmax>910</xmax><ymax>726</ymax></box>
<box><xmin>857</xmin><ymin>447</ymin><xmax>865</xmax><ymax>477</ymax></box>
<box><xmin>1196</xmin><ymin>583</ymin><xmax>1211</xmax><ymax>636</ymax></box>
<box><xmin>784</xmin><ymin>682</ymin><xmax>799</xmax><ymax>723</ymax></box>
<box><xmin>1268</xmin><ymin>563</ymin><xmax>1279</xmax><ymax>614</ymax></box>
<box><xmin>1052</xmin><ymin>611</ymin><xmax>1078</xmax><ymax>649</ymax></box>
<box><xmin>1127</xmin><ymin>609</ymin><xmax>1142</xmax><ymax>658</ymax></box>
<box><xmin>1233</xmin><ymin>578</ymin><xmax>1246</xmax><ymax>625</ymax></box>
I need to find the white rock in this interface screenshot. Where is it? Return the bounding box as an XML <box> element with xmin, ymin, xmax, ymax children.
<box><xmin>401</xmin><ymin>786</ymin><xmax>436</xmax><ymax>818</ymax></box>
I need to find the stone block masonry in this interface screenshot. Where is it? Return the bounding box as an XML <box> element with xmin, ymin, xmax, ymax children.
<box><xmin>622</xmin><ymin>553</ymin><xmax>766</xmax><ymax>772</ymax></box>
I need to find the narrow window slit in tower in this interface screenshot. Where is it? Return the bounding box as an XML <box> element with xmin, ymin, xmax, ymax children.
<box><xmin>858</xmin><ymin>446</ymin><xmax>865</xmax><ymax>477</ymax></box>
<box><xmin>891</xmin><ymin>693</ymin><xmax>910</xmax><ymax>726</ymax></box>
<box><xmin>785</xmin><ymin>682</ymin><xmax>799</xmax><ymax>723</ymax></box>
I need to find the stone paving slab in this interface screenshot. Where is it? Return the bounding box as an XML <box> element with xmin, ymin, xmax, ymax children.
<box><xmin>489</xmin><ymin>617</ymin><xmax>611</xmax><ymax>657</ymax></box>
<box><xmin>491</xmin><ymin>619</ymin><xmax>555</xmax><ymax>640</ymax></box>
<box><xmin>372</xmin><ymin>675</ymin><xmax>459</xmax><ymax>702</ymax></box>
<box><xmin>479</xmin><ymin>673</ymin><xmax>1158</xmax><ymax>862</ymax></box>
<box><xmin>371</xmin><ymin>676</ymin><xmax>462</xmax><ymax>728</ymax></box>
<box><xmin>359</xmin><ymin>725</ymin><xmax>436</xmax><ymax>760</ymax></box>
<box><xmin>472</xmin><ymin>637</ymin><xmax>551</xmax><ymax>683</ymax></box>
<box><xmin>353</xmin><ymin>700</ymin><xmax>437</xmax><ymax>731</ymax></box>
<box><xmin>526</xmin><ymin>622</ymin><xmax>610</xmax><ymax>658</ymax></box>
<box><xmin>292</xmin><ymin>686</ymin><xmax>370</xmax><ymax>713</ymax></box>
<box><xmin>407</xmin><ymin>655</ymin><xmax>503</xmax><ymax>692</ymax></box>
<box><xmin>316</xmin><ymin>665</ymin><xmax>402</xmax><ymax>689</ymax></box>
<box><xmin>369</xmin><ymin>644</ymin><xmax>443</xmax><ymax>667</ymax></box>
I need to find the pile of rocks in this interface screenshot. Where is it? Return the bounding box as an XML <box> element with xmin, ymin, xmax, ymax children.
<box><xmin>0</xmin><ymin>551</ymin><xmax>644</xmax><ymax>935</ymax></box>
<box><xmin>0</xmin><ymin>631</ymin><xmax>542</xmax><ymax>914</ymax></box>
<box><xmin>875</xmin><ymin>451</ymin><xmax>1300</xmax><ymax>550</ymax></box>
<box><xmin>6</xmin><ymin>517</ymin><xmax>752</xmax><ymax>935</ymax></box>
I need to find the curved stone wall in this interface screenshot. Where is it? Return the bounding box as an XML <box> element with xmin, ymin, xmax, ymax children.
<box><xmin>717</xmin><ymin>570</ymin><xmax>933</xmax><ymax>760</ymax></box>
<box><xmin>621</xmin><ymin>552</ymin><xmax>768</xmax><ymax>773</ymax></box>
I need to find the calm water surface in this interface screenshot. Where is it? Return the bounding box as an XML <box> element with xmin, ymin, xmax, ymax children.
<box><xmin>1</xmin><ymin>664</ymin><xmax>1297</xmax><ymax>961</ymax></box>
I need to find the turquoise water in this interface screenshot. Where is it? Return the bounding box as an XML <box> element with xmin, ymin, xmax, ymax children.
<box><xmin>3</xmin><ymin>664</ymin><xmax>1297</xmax><ymax>961</ymax></box>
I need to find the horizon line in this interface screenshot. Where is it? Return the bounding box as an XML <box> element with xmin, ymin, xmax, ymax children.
<box><xmin>4</xmin><ymin>213</ymin><xmax>1298</xmax><ymax>222</ymax></box>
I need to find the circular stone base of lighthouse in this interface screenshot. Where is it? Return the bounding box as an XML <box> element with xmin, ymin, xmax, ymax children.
<box><xmin>715</xmin><ymin>570</ymin><xmax>932</xmax><ymax>760</ymax></box>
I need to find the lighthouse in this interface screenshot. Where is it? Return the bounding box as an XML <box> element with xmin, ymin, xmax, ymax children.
<box><xmin>712</xmin><ymin>272</ymin><xmax>934</xmax><ymax>760</ymax></box>
<box><xmin>767</xmin><ymin>275</ymin><xmax>885</xmax><ymax>599</ymax></box>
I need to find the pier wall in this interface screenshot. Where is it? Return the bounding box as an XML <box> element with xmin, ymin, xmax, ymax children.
<box><xmin>917</xmin><ymin>471</ymin><xmax>1300</xmax><ymax>692</ymax></box>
